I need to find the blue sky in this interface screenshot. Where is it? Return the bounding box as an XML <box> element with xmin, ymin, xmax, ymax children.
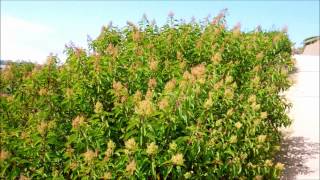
<box><xmin>1</xmin><ymin>1</ymin><xmax>319</xmax><ymax>63</ymax></box>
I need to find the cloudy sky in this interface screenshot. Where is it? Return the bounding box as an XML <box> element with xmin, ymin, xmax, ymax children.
<box><xmin>1</xmin><ymin>1</ymin><xmax>319</xmax><ymax>63</ymax></box>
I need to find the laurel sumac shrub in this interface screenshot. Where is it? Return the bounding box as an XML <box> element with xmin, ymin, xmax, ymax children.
<box><xmin>0</xmin><ymin>12</ymin><xmax>294</xmax><ymax>179</ymax></box>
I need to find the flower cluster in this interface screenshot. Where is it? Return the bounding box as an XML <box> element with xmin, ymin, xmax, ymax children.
<box><xmin>72</xmin><ymin>115</ymin><xmax>85</xmax><ymax>129</ymax></box>
<box><xmin>37</xmin><ymin>121</ymin><xmax>48</xmax><ymax>136</ymax></box>
<box><xmin>125</xmin><ymin>138</ymin><xmax>137</xmax><ymax>154</ymax></box>
<box><xmin>149</xmin><ymin>58</ymin><xmax>158</xmax><ymax>71</ymax></box>
<box><xmin>126</xmin><ymin>160</ymin><xmax>137</xmax><ymax>175</ymax></box>
<box><xmin>112</xmin><ymin>81</ymin><xmax>128</xmax><ymax>104</ymax></box>
<box><xmin>94</xmin><ymin>101</ymin><xmax>104</xmax><ymax>114</ymax></box>
<box><xmin>83</xmin><ymin>149</ymin><xmax>97</xmax><ymax>162</ymax></box>
<box><xmin>104</xmin><ymin>140</ymin><xmax>116</xmax><ymax>161</ymax></box>
<box><xmin>0</xmin><ymin>150</ymin><xmax>10</xmax><ymax>161</ymax></box>
<box><xmin>146</xmin><ymin>142</ymin><xmax>158</xmax><ymax>156</ymax></box>
<box><xmin>164</xmin><ymin>79</ymin><xmax>176</xmax><ymax>92</ymax></box>
<box><xmin>171</xmin><ymin>153</ymin><xmax>185</xmax><ymax>166</ymax></box>
<box><xmin>135</xmin><ymin>99</ymin><xmax>154</xmax><ymax>117</ymax></box>
<box><xmin>158</xmin><ymin>97</ymin><xmax>169</xmax><ymax>110</ymax></box>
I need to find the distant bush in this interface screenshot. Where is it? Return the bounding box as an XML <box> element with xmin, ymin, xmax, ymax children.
<box><xmin>0</xmin><ymin>61</ymin><xmax>35</xmax><ymax>94</ymax></box>
<box><xmin>293</xmin><ymin>48</ymin><xmax>304</xmax><ymax>55</ymax></box>
<box><xmin>0</xmin><ymin>11</ymin><xmax>294</xmax><ymax>179</ymax></box>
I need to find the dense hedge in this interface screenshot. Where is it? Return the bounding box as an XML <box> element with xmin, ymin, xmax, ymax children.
<box><xmin>0</xmin><ymin>12</ymin><xmax>294</xmax><ymax>179</ymax></box>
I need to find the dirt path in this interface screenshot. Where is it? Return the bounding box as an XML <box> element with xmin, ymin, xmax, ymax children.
<box><xmin>277</xmin><ymin>55</ymin><xmax>320</xmax><ymax>179</ymax></box>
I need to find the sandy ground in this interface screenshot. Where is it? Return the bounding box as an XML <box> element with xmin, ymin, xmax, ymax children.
<box><xmin>277</xmin><ymin>55</ymin><xmax>320</xmax><ymax>180</ymax></box>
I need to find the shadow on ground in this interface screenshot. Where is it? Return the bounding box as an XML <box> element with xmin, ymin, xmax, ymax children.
<box><xmin>276</xmin><ymin>136</ymin><xmax>320</xmax><ymax>180</ymax></box>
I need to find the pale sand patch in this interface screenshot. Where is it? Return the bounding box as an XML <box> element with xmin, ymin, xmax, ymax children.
<box><xmin>277</xmin><ymin>55</ymin><xmax>320</xmax><ymax>180</ymax></box>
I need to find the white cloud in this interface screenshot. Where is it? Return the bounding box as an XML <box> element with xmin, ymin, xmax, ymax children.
<box><xmin>1</xmin><ymin>15</ymin><xmax>59</xmax><ymax>64</ymax></box>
